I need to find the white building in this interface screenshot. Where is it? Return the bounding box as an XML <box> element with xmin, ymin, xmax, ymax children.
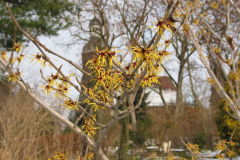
<box><xmin>146</xmin><ymin>76</ymin><xmax>177</xmax><ymax>107</ymax></box>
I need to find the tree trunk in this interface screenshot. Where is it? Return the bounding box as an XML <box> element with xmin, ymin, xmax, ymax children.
<box><xmin>118</xmin><ymin>107</ymin><xmax>129</xmax><ymax>160</ymax></box>
<box><xmin>95</xmin><ymin>148</ymin><xmax>109</xmax><ymax>160</ymax></box>
<box><xmin>174</xmin><ymin>35</ymin><xmax>188</xmax><ymax>116</ymax></box>
<box><xmin>129</xmin><ymin>94</ymin><xmax>137</xmax><ymax>133</ymax></box>
<box><xmin>159</xmin><ymin>84</ymin><xmax>169</xmax><ymax>112</ymax></box>
<box><xmin>209</xmin><ymin>59</ymin><xmax>225</xmax><ymax>108</ymax></box>
<box><xmin>175</xmin><ymin>62</ymin><xmax>184</xmax><ymax>116</ymax></box>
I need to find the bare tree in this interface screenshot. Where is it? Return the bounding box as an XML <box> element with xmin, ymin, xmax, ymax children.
<box><xmin>3</xmin><ymin>0</ymin><xmax>240</xmax><ymax>159</ymax></box>
<box><xmin>175</xmin><ymin>0</ymin><xmax>240</xmax><ymax>123</ymax></box>
<box><xmin>71</xmin><ymin>0</ymin><xmax>165</xmax><ymax>135</ymax></box>
<box><xmin>0</xmin><ymin>1</ymin><xmax>182</xmax><ymax>159</ymax></box>
<box><xmin>0</xmin><ymin>87</ymin><xmax>56</xmax><ymax>160</ymax></box>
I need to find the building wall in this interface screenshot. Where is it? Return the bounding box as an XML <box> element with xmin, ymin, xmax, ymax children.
<box><xmin>145</xmin><ymin>87</ymin><xmax>176</xmax><ymax>107</ymax></box>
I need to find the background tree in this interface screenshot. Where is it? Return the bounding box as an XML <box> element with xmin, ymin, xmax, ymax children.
<box><xmin>117</xmin><ymin>86</ymin><xmax>151</xmax><ymax>159</ymax></box>
<box><xmin>131</xmin><ymin>86</ymin><xmax>152</xmax><ymax>147</ymax></box>
<box><xmin>0</xmin><ymin>2</ymin><xmax>180</xmax><ymax>159</ymax></box>
<box><xmin>3</xmin><ymin>0</ymin><xmax>240</xmax><ymax>159</ymax></box>
<box><xmin>186</xmin><ymin>59</ymin><xmax>217</xmax><ymax>150</ymax></box>
<box><xmin>177</xmin><ymin>0</ymin><xmax>240</xmax><ymax>125</ymax></box>
<box><xmin>215</xmin><ymin>67</ymin><xmax>240</xmax><ymax>152</ymax></box>
<box><xmin>164</xmin><ymin>34</ymin><xmax>195</xmax><ymax>116</ymax></box>
<box><xmin>0</xmin><ymin>84</ymin><xmax>57</xmax><ymax>159</ymax></box>
<box><xmin>0</xmin><ymin>0</ymin><xmax>74</xmax><ymax>49</ymax></box>
<box><xmin>118</xmin><ymin>105</ymin><xmax>129</xmax><ymax>160</ymax></box>
<box><xmin>70</xmin><ymin>0</ymin><xmax>164</xmax><ymax>137</ymax></box>
<box><xmin>215</xmin><ymin>100</ymin><xmax>240</xmax><ymax>145</ymax></box>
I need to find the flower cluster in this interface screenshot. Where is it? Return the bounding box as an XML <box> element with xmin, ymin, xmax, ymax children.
<box><xmin>44</xmin><ymin>151</ymin><xmax>68</xmax><ymax>160</ymax></box>
<box><xmin>8</xmin><ymin>70</ymin><xmax>25</xmax><ymax>82</ymax></box>
<box><xmin>216</xmin><ymin>140</ymin><xmax>228</xmax><ymax>150</ymax></box>
<box><xmin>26</xmin><ymin>151</ymin><xmax>93</xmax><ymax>160</ymax></box>
<box><xmin>15</xmin><ymin>51</ymin><xmax>26</xmax><ymax>64</ymax></box>
<box><xmin>0</xmin><ymin>50</ymin><xmax>9</xmax><ymax>61</ymax></box>
<box><xmin>84</xmin><ymin>151</ymin><xmax>94</xmax><ymax>160</ymax></box>
<box><xmin>211</xmin><ymin>2</ymin><xmax>219</xmax><ymax>9</ymax></box>
<box><xmin>0</xmin><ymin>42</ymin><xmax>26</xmax><ymax>82</ymax></box>
<box><xmin>3</xmin><ymin>15</ymin><xmax>174</xmax><ymax>158</ymax></box>
<box><xmin>207</xmin><ymin>77</ymin><xmax>216</xmax><ymax>85</ymax></box>
<box><xmin>84</xmin><ymin>48</ymin><xmax>122</xmax><ymax>102</ymax></box>
<box><xmin>40</xmin><ymin>72</ymin><xmax>78</xmax><ymax>110</ymax></box>
<box><xmin>82</xmin><ymin>116</ymin><xmax>98</xmax><ymax>137</ymax></box>
<box><xmin>40</xmin><ymin>72</ymin><xmax>74</xmax><ymax>99</ymax></box>
<box><xmin>62</xmin><ymin>98</ymin><xmax>78</xmax><ymax>110</ymax></box>
<box><xmin>53</xmin><ymin>151</ymin><xmax>68</xmax><ymax>160</ymax></box>
<box><xmin>186</xmin><ymin>143</ymin><xmax>200</xmax><ymax>154</ymax></box>
<box><xmin>130</xmin><ymin>45</ymin><xmax>171</xmax><ymax>87</ymax></box>
<box><xmin>11</xmin><ymin>42</ymin><xmax>23</xmax><ymax>53</ymax></box>
<box><xmin>215</xmin><ymin>140</ymin><xmax>236</xmax><ymax>159</ymax></box>
<box><xmin>30</xmin><ymin>52</ymin><xmax>56</xmax><ymax>68</ymax></box>
<box><xmin>81</xmin><ymin>40</ymin><xmax>172</xmax><ymax>137</ymax></box>
<box><xmin>148</xmin><ymin>16</ymin><xmax>178</xmax><ymax>36</ymax></box>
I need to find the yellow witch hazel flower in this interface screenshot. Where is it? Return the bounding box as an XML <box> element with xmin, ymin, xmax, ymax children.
<box><xmin>130</xmin><ymin>45</ymin><xmax>158</xmax><ymax>64</ymax></box>
<box><xmin>85</xmin><ymin>87</ymin><xmax>95</xmax><ymax>98</ymax></box>
<box><xmin>83</xmin><ymin>99</ymin><xmax>101</xmax><ymax>111</ymax></box>
<box><xmin>15</xmin><ymin>51</ymin><xmax>26</xmax><ymax>64</ymax></box>
<box><xmin>8</xmin><ymin>74</ymin><xmax>18</xmax><ymax>82</ymax></box>
<box><xmin>84</xmin><ymin>125</ymin><xmax>98</xmax><ymax>137</ymax></box>
<box><xmin>141</xmin><ymin>74</ymin><xmax>160</xmax><ymax>87</ymax></box>
<box><xmin>216</xmin><ymin>140</ymin><xmax>227</xmax><ymax>151</ymax></box>
<box><xmin>148</xmin><ymin>19</ymin><xmax>170</xmax><ymax>36</ymax></box>
<box><xmin>193</xmin><ymin>19</ymin><xmax>199</xmax><ymax>25</ymax></box>
<box><xmin>30</xmin><ymin>52</ymin><xmax>43</xmax><ymax>66</ymax></box>
<box><xmin>53</xmin><ymin>151</ymin><xmax>68</xmax><ymax>160</ymax></box>
<box><xmin>62</xmin><ymin>98</ymin><xmax>79</xmax><ymax>110</ymax></box>
<box><xmin>59</xmin><ymin>73</ymin><xmax>75</xmax><ymax>84</ymax></box>
<box><xmin>49</xmin><ymin>72</ymin><xmax>60</xmax><ymax>85</ymax></box>
<box><xmin>211</xmin><ymin>2</ymin><xmax>219</xmax><ymax>9</ymax></box>
<box><xmin>207</xmin><ymin>77</ymin><xmax>216</xmax><ymax>85</ymax></box>
<box><xmin>7</xmin><ymin>70</ymin><xmax>25</xmax><ymax>82</ymax></box>
<box><xmin>130</xmin><ymin>45</ymin><xmax>169</xmax><ymax>77</ymax></box>
<box><xmin>186</xmin><ymin>143</ymin><xmax>200</xmax><ymax>154</ymax></box>
<box><xmin>82</xmin><ymin>116</ymin><xmax>99</xmax><ymax>138</ymax></box>
<box><xmin>233</xmin><ymin>73</ymin><xmax>239</xmax><ymax>81</ymax></box>
<box><xmin>107</xmin><ymin>47</ymin><xmax>122</xmax><ymax>65</ymax></box>
<box><xmin>227</xmin><ymin>150</ymin><xmax>235</xmax><ymax>158</ymax></box>
<box><xmin>60</xmin><ymin>83</ymin><xmax>72</xmax><ymax>95</ymax></box>
<box><xmin>0</xmin><ymin>50</ymin><xmax>9</xmax><ymax>61</ymax></box>
<box><xmin>95</xmin><ymin>46</ymin><xmax>109</xmax><ymax>66</ymax></box>
<box><xmin>228</xmin><ymin>140</ymin><xmax>236</xmax><ymax>147</ymax></box>
<box><xmin>92</xmin><ymin>102</ymin><xmax>105</xmax><ymax>112</ymax></box>
<box><xmin>95</xmin><ymin>89</ymin><xmax>112</xmax><ymax>103</ymax></box>
<box><xmin>40</xmin><ymin>84</ymin><xmax>54</xmax><ymax>95</ymax></box>
<box><xmin>54</xmin><ymin>87</ymin><xmax>65</xmax><ymax>98</ymax></box>
<box><xmin>87</xmin><ymin>47</ymin><xmax>122</xmax><ymax>69</ymax></box>
<box><xmin>216</xmin><ymin>154</ymin><xmax>225</xmax><ymax>160</ymax></box>
<box><xmin>84</xmin><ymin>115</ymin><xmax>97</xmax><ymax>125</ymax></box>
<box><xmin>11</xmin><ymin>41</ymin><xmax>23</xmax><ymax>53</ymax></box>
<box><xmin>158</xmin><ymin>50</ymin><xmax>171</xmax><ymax>61</ymax></box>
<box><xmin>85</xmin><ymin>151</ymin><xmax>94</xmax><ymax>160</ymax></box>
<box><xmin>148</xmin><ymin>16</ymin><xmax>178</xmax><ymax>36</ymax></box>
<box><xmin>86</xmin><ymin>56</ymin><xmax>99</xmax><ymax>69</ymax></box>
<box><xmin>29</xmin><ymin>52</ymin><xmax>57</xmax><ymax>68</ymax></box>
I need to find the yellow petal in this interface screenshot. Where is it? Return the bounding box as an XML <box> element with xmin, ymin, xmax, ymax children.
<box><xmin>147</xmin><ymin>26</ymin><xmax>154</xmax><ymax>28</ymax></box>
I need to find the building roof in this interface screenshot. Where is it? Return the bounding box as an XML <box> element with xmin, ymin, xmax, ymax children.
<box><xmin>159</xmin><ymin>76</ymin><xmax>177</xmax><ymax>91</ymax></box>
<box><xmin>152</xmin><ymin>76</ymin><xmax>177</xmax><ymax>91</ymax></box>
